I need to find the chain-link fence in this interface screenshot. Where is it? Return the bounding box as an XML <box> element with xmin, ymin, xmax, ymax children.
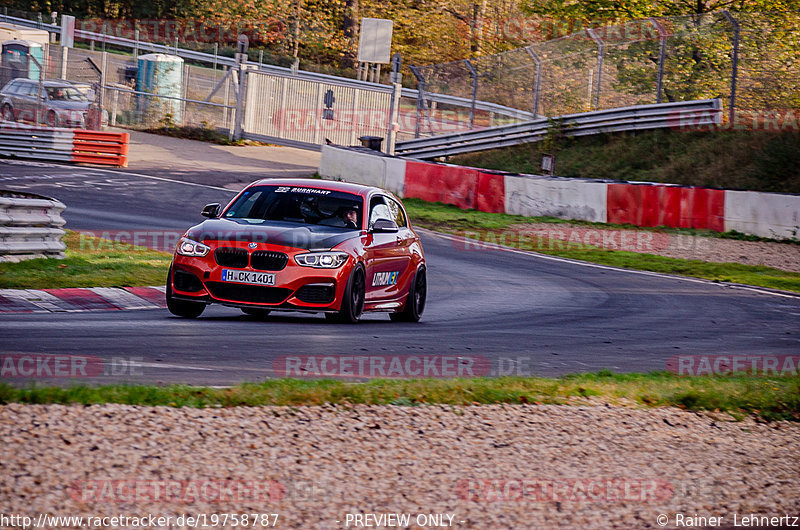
<box><xmin>412</xmin><ymin>11</ymin><xmax>800</xmax><ymax>135</ymax></box>
<box><xmin>43</xmin><ymin>46</ymin><xmax>237</xmax><ymax>132</ymax></box>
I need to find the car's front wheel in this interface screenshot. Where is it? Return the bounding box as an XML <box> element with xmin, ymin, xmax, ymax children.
<box><xmin>390</xmin><ymin>266</ymin><xmax>426</xmax><ymax>322</ymax></box>
<box><xmin>327</xmin><ymin>264</ymin><xmax>365</xmax><ymax>323</ymax></box>
<box><xmin>166</xmin><ymin>267</ymin><xmax>206</xmax><ymax>318</ymax></box>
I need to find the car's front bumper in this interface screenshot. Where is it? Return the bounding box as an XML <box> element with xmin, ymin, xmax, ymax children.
<box><xmin>170</xmin><ymin>244</ymin><xmax>353</xmax><ymax>311</ymax></box>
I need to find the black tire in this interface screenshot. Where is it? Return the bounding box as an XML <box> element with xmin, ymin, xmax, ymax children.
<box><xmin>46</xmin><ymin>110</ymin><xmax>58</xmax><ymax>128</ymax></box>
<box><xmin>2</xmin><ymin>105</ymin><xmax>14</xmax><ymax>122</ymax></box>
<box><xmin>166</xmin><ymin>267</ymin><xmax>205</xmax><ymax>318</ymax></box>
<box><xmin>241</xmin><ymin>308</ymin><xmax>271</xmax><ymax>319</ymax></box>
<box><xmin>328</xmin><ymin>264</ymin><xmax>365</xmax><ymax>323</ymax></box>
<box><xmin>390</xmin><ymin>266</ymin><xmax>426</xmax><ymax>322</ymax></box>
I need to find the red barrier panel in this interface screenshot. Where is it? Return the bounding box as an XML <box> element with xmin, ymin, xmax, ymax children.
<box><xmin>476</xmin><ymin>172</ymin><xmax>506</xmax><ymax>214</ymax></box>
<box><xmin>684</xmin><ymin>187</ymin><xmax>725</xmax><ymax>231</ymax></box>
<box><xmin>71</xmin><ymin>130</ymin><xmax>129</xmax><ymax>167</ymax></box>
<box><xmin>607</xmin><ymin>183</ymin><xmax>639</xmax><ymax>225</ymax></box>
<box><xmin>608</xmin><ymin>183</ymin><xmax>725</xmax><ymax>231</ymax></box>
<box><xmin>404</xmin><ymin>160</ymin><xmax>478</xmax><ymax>209</ymax></box>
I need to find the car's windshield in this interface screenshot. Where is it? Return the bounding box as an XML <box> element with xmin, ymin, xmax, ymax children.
<box><xmin>223</xmin><ymin>185</ymin><xmax>363</xmax><ymax>229</ymax></box>
<box><xmin>45</xmin><ymin>86</ymin><xmax>87</xmax><ymax>101</ymax></box>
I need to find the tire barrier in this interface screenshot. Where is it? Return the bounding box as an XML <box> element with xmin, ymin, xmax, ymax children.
<box><xmin>319</xmin><ymin>144</ymin><xmax>800</xmax><ymax>240</ymax></box>
<box><xmin>0</xmin><ymin>190</ymin><xmax>66</xmax><ymax>262</ymax></box>
<box><xmin>0</xmin><ymin>123</ymin><xmax>129</xmax><ymax>167</ymax></box>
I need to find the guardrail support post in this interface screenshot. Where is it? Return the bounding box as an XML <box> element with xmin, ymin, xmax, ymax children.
<box><xmin>524</xmin><ymin>47</ymin><xmax>542</xmax><ymax>117</ymax></box>
<box><xmin>586</xmin><ymin>28</ymin><xmax>604</xmax><ymax>110</ymax></box>
<box><xmin>721</xmin><ymin>11</ymin><xmax>740</xmax><ymax>123</ymax></box>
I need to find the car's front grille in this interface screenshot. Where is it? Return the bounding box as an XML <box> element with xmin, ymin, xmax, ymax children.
<box><xmin>295</xmin><ymin>284</ymin><xmax>335</xmax><ymax>304</ymax></box>
<box><xmin>173</xmin><ymin>270</ymin><xmax>204</xmax><ymax>292</ymax></box>
<box><xmin>251</xmin><ymin>251</ymin><xmax>288</xmax><ymax>271</ymax></box>
<box><xmin>214</xmin><ymin>247</ymin><xmax>249</xmax><ymax>268</ymax></box>
<box><xmin>205</xmin><ymin>282</ymin><xmax>292</xmax><ymax>304</ymax></box>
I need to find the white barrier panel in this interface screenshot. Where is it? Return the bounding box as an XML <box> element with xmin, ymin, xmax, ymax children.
<box><xmin>504</xmin><ymin>175</ymin><xmax>608</xmax><ymax>223</ymax></box>
<box><xmin>383</xmin><ymin>157</ymin><xmax>407</xmax><ymax>197</ymax></box>
<box><xmin>320</xmin><ymin>145</ymin><xmax>406</xmax><ymax>193</ymax></box>
<box><xmin>724</xmin><ymin>190</ymin><xmax>800</xmax><ymax>240</ymax></box>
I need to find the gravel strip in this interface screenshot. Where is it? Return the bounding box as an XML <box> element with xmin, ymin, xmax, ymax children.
<box><xmin>1</xmin><ymin>403</ymin><xmax>798</xmax><ymax>529</ymax></box>
<box><xmin>508</xmin><ymin>223</ymin><xmax>800</xmax><ymax>273</ymax></box>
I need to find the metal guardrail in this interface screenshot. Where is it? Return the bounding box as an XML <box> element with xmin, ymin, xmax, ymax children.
<box><xmin>0</xmin><ymin>123</ymin><xmax>74</xmax><ymax>162</ymax></box>
<box><xmin>0</xmin><ymin>191</ymin><xmax>66</xmax><ymax>261</ymax></box>
<box><xmin>2</xmin><ymin>14</ymin><xmax>533</xmax><ymax>121</ymax></box>
<box><xmin>395</xmin><ymin>99</ymin><xmax>723</xmax><ymax>159</ymax></box>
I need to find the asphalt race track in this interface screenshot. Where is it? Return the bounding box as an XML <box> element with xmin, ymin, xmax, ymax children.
<box><xmin>2</xmin><ymin>160</ymin><xmax>799</xmax><ymax>385</ymax></box>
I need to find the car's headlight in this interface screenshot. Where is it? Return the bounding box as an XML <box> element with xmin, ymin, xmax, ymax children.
<box><xmin>295</xmin><ymin>252</ymin><xmax>348</xmax><ymax>268</ymax></box>
<box><xmin>176</xmin><ymin>237</ymin><xmax>210</xmax><ymax>257</ymax></box>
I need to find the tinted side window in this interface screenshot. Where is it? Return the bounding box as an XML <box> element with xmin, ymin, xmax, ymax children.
<box><xmin>4</xmin><ymin>81</ymin><xmax>19</xmax><ymax>94</ymax></box>
<box><xmin>386</xmin><ymin>198</ymin><xmax>407</xmax><ymax>228</ymax></box>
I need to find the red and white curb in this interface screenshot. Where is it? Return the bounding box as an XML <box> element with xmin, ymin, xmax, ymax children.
<box><xmin>0</xmin><ymin>286</ymin><xmax>166</xmax><ymax>313</ymax></box>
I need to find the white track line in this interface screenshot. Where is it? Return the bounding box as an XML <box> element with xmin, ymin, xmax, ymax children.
<box><xmin>0</xmin><ymin>160</ymin><xmax>235</xmax><ymax>192</ymax></box>
<box><xmin>421</xmin><ymin>228</ymin><xmax>800</xmax><ymax>300</ymax></box>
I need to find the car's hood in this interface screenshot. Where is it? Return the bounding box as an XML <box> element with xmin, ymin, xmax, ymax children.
<box><xmin>186</xmin><ymin>218</ymin><xmax>360</xmax><ymax>250</ymax></box>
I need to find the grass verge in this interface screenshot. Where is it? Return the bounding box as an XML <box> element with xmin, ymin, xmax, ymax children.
<box><xmin>1</xmin><ymin>372</ymin><xmax>798</xmax><ymax>421</ymax></box>
<box><xmin>0</xmin><ymin>231</ymin><xmax>172</xmax><ymax>289</ymax></box>
<box><xmin>403</xmin><ymin>199</ymin><xmax>800</xmax><ymax>293</ymax></box>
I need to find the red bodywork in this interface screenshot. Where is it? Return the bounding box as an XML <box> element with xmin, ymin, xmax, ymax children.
<box><xmin>169</xmin><ymin>178</ymin><xmax>426</xmax><ymax>315</ymax></box>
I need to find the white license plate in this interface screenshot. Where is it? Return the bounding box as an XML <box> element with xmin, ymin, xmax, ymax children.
<box><xmin>221</xmin><ymin>269</ymin><xmax>275</xmax><ymax>286</ymax></box>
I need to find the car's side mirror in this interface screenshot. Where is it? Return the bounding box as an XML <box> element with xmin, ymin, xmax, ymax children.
<box><xmin>370</xmin><ymin>218</ymin><xmax>398</xmax><ymax>233</ymax></box>
<box><xmin>201</xmin><ymin>203</ymin><xmax>220</xmax><ymax>218</ymax></box>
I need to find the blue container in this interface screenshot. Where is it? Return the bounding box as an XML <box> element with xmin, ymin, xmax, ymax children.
<box><xmin>136</xmin><ymin>53</ymin><xmax>184</xmax><ymax>123</ymax></box>
<box><xmin>0</xmin><ymin>40</ymin><xmax>43</xmax><ymax>88</ymax></box>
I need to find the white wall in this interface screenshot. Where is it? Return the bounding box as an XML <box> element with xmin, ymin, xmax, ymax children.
<box><xmin>504</xmin><ymin>175</ymin><xmax>608</xmax><ymax>223</ymax></box>
<box><xmin>725</xmin><ymin>190</ymin><xmax>800</xmax><ymax>240</ymax></box>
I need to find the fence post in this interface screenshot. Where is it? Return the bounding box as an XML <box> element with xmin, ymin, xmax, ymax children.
<box><xmin>586</xmin><ymin>28</ymin><xmax>604</xmax><ymax>110</ymax></box>
<box><xmin>60</xmin><ymin>46</ymin><xmax>68</xmax><ymax>79</ymax></box>
<box><xmin>524</xmin><ymin>47</ymin><xmax>542</xmax><ymax>117</ymax></box>
<box><xmin>134</xmin><ymin>29</ymin><xmax>139</xmax><ymax>59</ymax></box>
<box><xmin>464</xmin><ymin>59</ymin><xmax>478</xmax><ymax>129</ymax></box>
<box><xmin>386</xmin><ymin>54</ymin><xmax>403</xmax><ymax>155</ymax></box>
<box><xmin>721</xmin><ymin>11</ymin><xmax>739</xmax><ymax>122</ymax></box>
<box><xmin>100</xmin><ymin>51</ymin><xmax>107</xmax><ymax>124</ymax></box>
<box><xmin>409</xmin><ymin>65</ymin><xmax>426</xmax><ymax>138</ymax></box>
<box><xmin>649</xmin><ymin>18</ymin><xmax>668</xmax><ymax>104</ymax></box>
<box><xmin>233</xmin><ymin>65</ymin><xmax>248</xmax><ymax>140</ymax></box>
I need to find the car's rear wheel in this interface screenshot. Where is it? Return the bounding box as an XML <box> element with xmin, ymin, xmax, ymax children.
<box><xmin>327</xmin><ymin>264</ymin><xmax>365</xmax><ymax>323</ymax></box>
<box><xmin>390</xmin><ymin>266</ymin><xmax>426</xmax><ymax>322</ymax></box>
<box><xmin>241</xmin><ymin>308</ymin><xmax>271</xmax><ymax>319</ymax></box>
<box><xmin>166</xmin><ymin>267</ymin><xmax>205</xmax><ymax>318</ymax></box>
<box><xmin>2</xmin><ymin>104</ymin><xmax>14</xmax><ymax>122</ymax></box>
